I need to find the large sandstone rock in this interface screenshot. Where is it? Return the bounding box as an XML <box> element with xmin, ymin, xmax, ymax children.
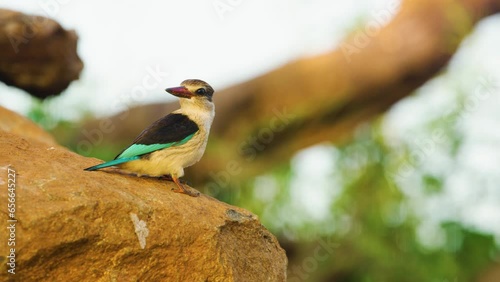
<box><xmin>0</xmin><ymin>107</ymin><xmax>287</xmax><ymax>281</ymax></box>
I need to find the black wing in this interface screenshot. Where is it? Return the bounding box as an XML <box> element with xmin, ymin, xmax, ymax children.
<box><xmin>114</xmin><ymin>113</ymin><xmax>199</xmax><ymax>159</ymax></box>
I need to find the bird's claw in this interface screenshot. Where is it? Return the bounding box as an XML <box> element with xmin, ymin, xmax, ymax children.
<box><xmin>161</xmin><ymin>175</ymin><xmax>199</xmax><ymax>197</ymax></box>
<box><xmin>171</xmin><ymin>186</ymin><xmax>200</xmax><ymax>197</ymax></box>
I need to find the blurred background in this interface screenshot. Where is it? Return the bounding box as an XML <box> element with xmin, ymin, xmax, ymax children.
<box><xmin>1</xmin><ymin>0</ymin><xmax>500</xmax><ymax>281</ymax></box>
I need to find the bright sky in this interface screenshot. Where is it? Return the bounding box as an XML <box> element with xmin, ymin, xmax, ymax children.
<box><xmin>1</xmin><ymin>0</ymin><xmax>393</xmax><ymax>118</ymax></box>
<box><xmin>2</xmin><ymin>1</ymin><xmax>500</xmax><ymax>243</ymax></box>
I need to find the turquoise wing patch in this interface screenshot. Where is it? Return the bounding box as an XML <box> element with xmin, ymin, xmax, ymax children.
<box><xmin>84</xmin><ymin>156</ymin><xmax>140</xmax><ymax>171</ymax></box>
<box><xmin>117</xmin><ymin>132</ymin><xmax>196</xmax><ymax>159</ymax></box>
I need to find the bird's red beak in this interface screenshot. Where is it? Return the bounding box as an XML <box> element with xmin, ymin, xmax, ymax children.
<box><xmin>165</xmin><ymin>86</ymin><xmax>193</xmax><ymax>99</ymax></box>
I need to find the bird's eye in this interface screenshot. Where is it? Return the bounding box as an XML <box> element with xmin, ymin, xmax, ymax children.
<box><xmin>196</xmin><ymin>88</ymin><xmax>207</xmax><ymax>95</ymax></box>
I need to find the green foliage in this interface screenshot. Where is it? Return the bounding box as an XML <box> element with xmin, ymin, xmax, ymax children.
<box><xmin>27</xmin><ymin>98</ymin><xmax>57</xmax><ymax>130</ymax></box>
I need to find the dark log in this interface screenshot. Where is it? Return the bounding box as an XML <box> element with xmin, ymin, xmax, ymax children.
<box><xmin>0</xmin><ymin>9</ymin><xmax>83</xmax><ymax>98</ymax></box>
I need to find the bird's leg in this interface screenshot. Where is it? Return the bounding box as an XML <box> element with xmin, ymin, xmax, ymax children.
<box><xmin>159</xmin><ymin>175</ymin><xmax>190</xmax><ymax>185</ymax></box>
<box><xmin>171</xmin><ymin>176</ymin><xmax>200</xmax><ymax>197</ymax></box>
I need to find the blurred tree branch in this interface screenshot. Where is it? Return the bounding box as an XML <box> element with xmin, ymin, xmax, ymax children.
<box><xmin>196</xmin><ymin>0</ymin><xmax>500</xmax><ymax>183</ymax></box>
<box><xmin>78</xmin><ymin>0</ymin><xmax>500</xmax><ymax>184</ymax></box>
<box><xmin>0</xmin><ymin>9</ymin><xmax>83</xmax><ymax>98</ymax></box>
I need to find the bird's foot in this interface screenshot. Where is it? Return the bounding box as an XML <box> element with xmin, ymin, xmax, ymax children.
<box><xmin>169</xmin><ymin>176</ymin><xmax>200</xmax><ymax>197</ymax></box>
<box><xmin>171</xmin><ymin>185</ymin><xmax>200</xmax><ymax>197</ymax></box>
<box><xmin>159</xmin><ymin>175</ymin><xmax>191</xmax><ymax>185</ymax></box>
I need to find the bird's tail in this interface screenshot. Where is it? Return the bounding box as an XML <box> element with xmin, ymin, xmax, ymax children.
<box><xmin>84</xmin><ymin>156</ymin><xmax>139</xmax><ymax>171</ymax></box>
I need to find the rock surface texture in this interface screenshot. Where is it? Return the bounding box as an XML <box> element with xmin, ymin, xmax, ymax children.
<box><xmin>0</xmin><ymin>107</ymin><xmax>287</xmax><ymax>281</ymax></box>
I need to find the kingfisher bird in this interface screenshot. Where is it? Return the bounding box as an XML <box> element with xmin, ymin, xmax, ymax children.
<box><xmin>84</xmin><ymin>79</ymin><xmax>215</xmax><ymax>197</ymax></box>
